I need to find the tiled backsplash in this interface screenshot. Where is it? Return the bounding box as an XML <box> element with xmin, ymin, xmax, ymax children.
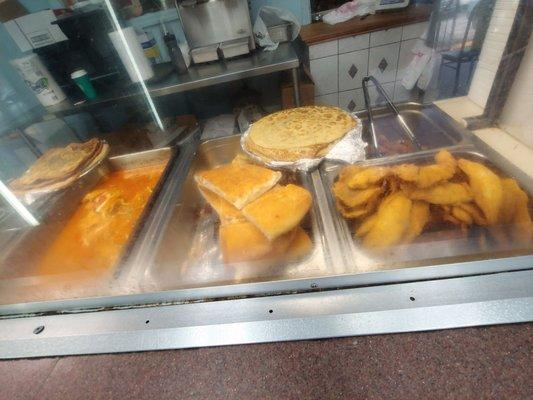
<box><xmin>309</xmin><ymin>22</ymin><xmax>428</xmax><ymax>112</ymax></box>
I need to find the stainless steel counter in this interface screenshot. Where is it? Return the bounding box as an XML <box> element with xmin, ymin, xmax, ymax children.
<box><xmin>46</xmin><ymin>43</ymin><xmax>301</xmax><ymax>116</ymax></box>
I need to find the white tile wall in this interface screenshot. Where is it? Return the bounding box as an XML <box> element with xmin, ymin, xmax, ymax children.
<box><xmin>315</xmin><ymin>93</ymin><xmax>339</xmax><ymax>107</ymax></box>
<box><xmin>370</xmin><ymin>27</ymin><xmax>402</xmax><ymax>47</ymax></box>
<box><xmin>467</xmin><ymin>0</ymin><xmax>519</xmax><ymax>108</ymax></box>
<box><xmin>308</xmin><ymin>23</ymin><xmax>426</xmax><ymax>109</ymax></box>
<box><xmin>402</xmin><ymin>21</ymin><xmax>428</xmax><ymax>41</ymax></box>
<box><xmin>310</xmin><ymin>55</ymin><xmax>338</xmax><ymax>95</ymax></box>
<box><xmin>338</xmin><ymin>33</ymin><xmax>370</xmax><ymax>54</ymax></box>
<box><xmin>309</xmin><ymin>40</ymin><xmax>338</xmax><ymax>60</ymax></box>
<box><xmin>339</xmin><ymin>89</ymin><xmax>365</xmax><ymax>112</ymax></box>
<box><xmin>369</xmin><ymin>43</ymin><xmax>400</xmax><ymax>84</ymax></box>
<box><xmin>338</xmin><ymin>49</ymin><xmax>369</xmax><ymax>90</ymax></box>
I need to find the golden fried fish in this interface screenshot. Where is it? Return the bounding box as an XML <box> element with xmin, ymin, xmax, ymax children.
<box><xmin>501</xmin><ymin>178</ymin><xmax>532</xmax><ymax>245</ymax></box>
<box><xmin>456</xmin><ymin>202</ymin><xmax>487</xmax><ymax>226</ymax></box>
<box><xmin>338</xmin><ymin>165</ymin><xmax>363</xmax><ymax>184</ymax></box>
<box><xmin>404</xmin><ymin>201</ymin><xmax>430</xmax><ymax>243</ymax></box>
<box><xmin>410</xmin><ymin>182</ymin><xmax>473</xmax><ymax>205</ymax></box>
<box><xmin>333</xmin><ymin>180</ymin><xmax>382</xmax><ymax>208</ymax></box>
<box><xmin>347</xmin><ymin>167</ymin><xmax>389</xmax><ymax>189</ymax></box>
<box><xmin>363</xmin><ymin>192</ymin><xmax>412</xmax><ymax>248</ymax></box>
<box><xmin>355</xmin><ymin>213</ymin><xmax>378</xmax><ymax>237</ymax></box>
<box><xmin>452</xmin><ymin>206</ymin><xmax>473</xmax><ymax>225</ymax></box>
<box><xmin>391</xmin><ymin>163</ymin><xmax>419</xmax><ymax>182</ymax></box>
<box><xmin>457</xmin><ymin>159</ymin><xmax>503</xmax><ymax>225</ymax></box>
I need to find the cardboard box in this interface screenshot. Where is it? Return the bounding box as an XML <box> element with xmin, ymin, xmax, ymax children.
<box><xmin>0</xmin><ymin>0</ymin><xmax>27</xmax><ymax>23</ymax></box>
<box><xmin>281</xmin><ymin>66</ymin><xmax>315</xmax><ymax>109</ymax></box>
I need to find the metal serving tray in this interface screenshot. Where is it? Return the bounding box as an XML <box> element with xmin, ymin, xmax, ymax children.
<box><xmin>129</xmin><ymin>135</ymin><xmax>340</xmax><ymax>293</ymax></box>
<box><xmin>320</xmin><ymin>144</ymin><xmax>533</xmax><ymax>275</ymax></box>
<box><xmin>357</xmin><ymin>102</ymin><xmax>470</xmax><ymax>157</ymax></box>
<box><xmin>0</xmin><ymin>147</ymin><xmax>177</xmax><ymax>306</ymax></box>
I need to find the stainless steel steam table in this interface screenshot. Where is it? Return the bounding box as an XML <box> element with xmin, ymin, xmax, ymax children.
<box><xmin>46</xmin><ymin>42</ymin><xmax>301</xmax><ymax>116</ymax></box>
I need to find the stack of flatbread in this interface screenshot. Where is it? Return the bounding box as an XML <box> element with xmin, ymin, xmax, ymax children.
<box><xmin>10</xmin><ymin>138</ymin><xmax>109</xmax><ymax>195</ymax></box>
<box><xmin>194</xmin><ymin>155</ymin><xmax>314</xmax><ymax>264</ymax></box>
<box><xmin>244</xmin><ymin>106</ymin><xmax>356</xmax><ymax>162</ymax></box>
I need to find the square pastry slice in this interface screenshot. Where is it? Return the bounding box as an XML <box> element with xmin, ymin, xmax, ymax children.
<box><xmin>242</xmin><ymin>184</ymin><xmax>312</xmax><ymax>241</ymax></box>
<box><xmin>198</xmin><ymin>186</ymin><xmax>245</xmax><ymax>223</ymax></box>
<box><xmin>195</xmin><ymin>163</ymin><xmax>281</xmax><ymax>209</ymax></box>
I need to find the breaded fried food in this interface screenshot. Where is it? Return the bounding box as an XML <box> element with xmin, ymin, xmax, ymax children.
<box><xmin>392</xmin><ymin>163</ymin><xmax>419</xmax><ymax>182</ymax></box>
<box><xmin>500</xmin><ymin>178</ymin><xmax>532</xmax><ymax>244</ymax></box>
<box><xmin>355</xmin><ymin>213</ymin><xmax>378</xmax><ymax>237</ymax></box>
<box><xmin>219</xmin><ymin>221</ymin><xmax>294</xmax><ymax>263</ymax></box>
<box><xmin>231</xmin><ymin>153</ymin><xmax>255</xmax><ymax>166</ymax></box>
<box><xmin>458</xmin><ymin>159</ymin><xmax>503</xmax><ymax>225</ymax></box>
<box><xmin>333</xmin><ymin>180</ymin><xmax>382</xmax><ymax>208</ymax></box>
<box><xmin>456</xmin><ymin>202</ymin><xmax>487</xmax><ymax>225</ymax></box>
<box><xmin>404</xmin><ymin>201</ymin><xmax>430</xmax><ymax>242</ymax></box>
<box><xmin>336</xmin><ymin>200</ymin><xmax>373</xmax><ymax>219</ymax></box>
<box><xmin>285</xmin><ymin>227</ymin><xmax>313</xmax><ymax>262</ymax></box>
<box><xmin>452</xmin><ymin>206</ymin><xmax>473</xmax><ymax>225</ymax></box>
<box><xmin>410</xmin><ymin>182</ymin><xmax>473</xmax><ymax>204</ymax></box>
<box><xmin>347</xmin><ymin>167</ymin><xmax>389</xmax><ymax>189</ymax></box>
<box><xmin>242</xmin><ymin>184</ymin><xmax>312</xmax><ymax>240</ymax></box>
<box><xmin>198</xmin><ymin>186</ymin><xmax>244</xmax><ymax>223</ymax></box>
<box><xmin>338</xmin><ymin>164</ymin><xmax>363</xmax><ymax>184</ymax></box>
<box><xmin>435</xmin><ymin>149</ymin><xmax>457</xmax><ymax>169</ymax></box>
<box><xmin>195</xmin><ymin>163</ymin><xmax>281</xmax><ymax>209</ymax></box>
<box><xmin>363</xmin><ymin>192</ymin><xmax>412</xmax><ymax>248</ymax></box>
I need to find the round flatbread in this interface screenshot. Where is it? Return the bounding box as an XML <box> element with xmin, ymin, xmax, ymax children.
<box><xmin>246</xmin><ymin>106</ymin><xmax>355</xmax><ymax>161</ymax></box>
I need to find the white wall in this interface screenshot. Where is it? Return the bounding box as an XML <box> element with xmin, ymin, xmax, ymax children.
<box><xmin>498</xmin><ymin>36</ymin><xmax>533</xmax><ymax>148</ymax></box>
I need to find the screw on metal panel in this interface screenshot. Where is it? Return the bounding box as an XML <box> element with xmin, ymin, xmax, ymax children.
<box><xmin>410</xmin><ymin>297</ymin><xmax>416</xmax><ymax>301</ymax></box>
<box><xmin>268</xmin><ymin>309</ymin><xmax>273</xmax><ymax>314</ymax></box>
<box><xmin>33</xmin><ymin>326</ymin><xmax>45</xmax><ymax>335</ymax></box>
<box><xmin>311</xmin><ymin>283</ymin><xmax>318</xmax><ymax>289</ymax></box>
<box><xmin>145</xmin><ymin>320</ymin><xmax>150</xmax><ymax>324</ymax></box>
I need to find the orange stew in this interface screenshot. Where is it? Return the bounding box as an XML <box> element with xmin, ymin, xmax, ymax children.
<box><xmin>38</xmin><ymin>165</ymin><xmax>164</xmax><ymax>276</ymax></box>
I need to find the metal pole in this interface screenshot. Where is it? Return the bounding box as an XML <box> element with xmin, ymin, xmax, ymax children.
<box><xmin>291</xmin><ymin>67</ymin><xmax>301</xmax><ymax>107</ymax></box>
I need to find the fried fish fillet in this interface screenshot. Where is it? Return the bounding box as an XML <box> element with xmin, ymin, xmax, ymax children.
<box><xmin>457</xmin><ymin>159</ymin><xmax>503</xmax><ymax>225</ymax></box>
<box><xmin>451</xmin><ymin>206</ymin><xmax>473</xmax><ymax>225</ymax></box>
<box><xmin>355</xmin><ymin>213</ymin><xmax>378</xmax><ymax>237</ymax></box>
<box><xmin>410</xmin><ymin>182</ymin><xmax>473</xmax><ymax>205</ymax></box>
<box><xmin>195</xmin><ymin>163</ymin><xmax>281</xmax><ymax>209</ymax></box>
<box><xmin>336</xmin><ymin>199</ymin><xmax>373</xmax><ymax>219</ymax></box>
<box><xmin>347</xmin><ymin>167</ymin><xmax>389</xmax><ymax>189</ymax></box>
<box><xmin>332</xmin><ymin>180</ymin><xmax>382</xmax><ymax>208</ymax></box>
<box><xmin>500</xmin><ymin>178</ymin><xmax>532</xmax><ymax>244</ymax></box>
<box><xmin>198</xmin><ymin>186</ymin><xmax>244</xmax><ymax>223</ymax></box>
<box><xmin>404</xmin><ymin>201</ymin><xmax>430</xmax><ymax>243</ymax></box>
<box><xmin>456</xmin><ymin>202</ymin><xmax>487</xmax><ymax>225</ymax></box>
<box><xmin>242</xmin><ymin>184</ymin><xmax>312</xmax><ymax>240</ymax></box>
<box><xmin>338</xmin><ymin>165</ymin><xmax>363</xmax><ymax>184</ymax></box>
<box><xmin>363</xmin><ymin>192</ymin><xmax>412</xmax><ymax>248</ymax></box>
<box><xmin>391</xmin><ymin>163</ymin><xmax>419</xmax><ymax>182</ymax></box>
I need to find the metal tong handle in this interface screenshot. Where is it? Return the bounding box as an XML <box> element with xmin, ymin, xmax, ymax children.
<box><xmin>362</xmin><ymin>76</ymin><xmax>421</xmax><ymax>156</ymax></box>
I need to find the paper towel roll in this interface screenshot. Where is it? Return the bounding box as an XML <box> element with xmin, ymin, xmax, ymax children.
<box><xmin>109</xmin><ymin>27</ymin><xmax>154</xmax><ymax>83</ymax></box>
<box><xmin>10</xmin><ymin>54</ymin><xmax>66</xmax><ymax>107</ymax></box>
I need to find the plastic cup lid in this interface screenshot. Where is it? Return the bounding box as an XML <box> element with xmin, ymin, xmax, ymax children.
<box><xmin>71</xmin><ymin>69</ymin><xmax>88</xmax><ymax>79</ymax></box>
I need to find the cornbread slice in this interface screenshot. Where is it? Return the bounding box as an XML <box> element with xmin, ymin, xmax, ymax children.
<box><xmin>195</xmin><ymin>163</ymin><xmax>281</xmax><ymax>209</ymax></box>
<box><xmin>285</xmin><ymin>227</ymin><xmax>313</xmax><ymax>262</ymax></box>
<box><xmin>242</xmin><ymin>184</ymin><xmax>312</xmax><ymax>240</ymax></box>
<box><xmin>219</xmin><ymin>221</ymin><xmax>294</xmax><ymax>264</ymax></box>
<box><xmin>198</xmin><ymin>186</ymin><xmax>244</xmax><ymax>223</ymax></box>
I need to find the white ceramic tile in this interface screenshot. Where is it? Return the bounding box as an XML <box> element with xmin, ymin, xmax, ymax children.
<box><xmin>338</xmin><ymin>49</ymin><xmax>369</xmax><ymax>91</ymax></box>
<box><xmin>309</xmin><ymin>40</ymin><xmax>338</xmax><ymax>60</ymax></box>
<box><xmin>397</xmin><ymin>38</ymin><xmax>421</xmax><ymax>81</ymax></box>
<box><xmin>338</xmin><ymin>33</ymin><xmax>370</xmax><ymax>54</ymax></box>
<box><xmin>401</xmin><ymin>22</ymin><xmax>429</xmax><ymax>41</ymax></box>
<box><xmin>394</xmin><ymin>80</ymin><xmax>417</xmax><ymax>103</ymax></box>
<box><xmin>370</xmin><ymin>27</ymin><xmax>402</xmax><ymax>47</ymax></box>
<box><xmin>314</xmin><ymin>93</ymin><xmax>339</xmax><ymax>107</ymax></box>
<box><xmin>338</xmin><ymin>89</ymin><xmax>365</xmax><ymax>112</ymax></box>
<box><xmin>368</xmin><ymin>43</ymin><xmax>400</xmax><ymax>84</ymax></box>
<box><xmin>310</xmin><ymin>55</ymin><xmax>338</xmax><ymax>95</ymax></box>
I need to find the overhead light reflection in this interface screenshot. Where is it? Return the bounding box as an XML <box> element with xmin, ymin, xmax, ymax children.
<box><xmin>0</xmin><ymin>180</ymin><xmax>39</xmax><ymax>227</ymax></box>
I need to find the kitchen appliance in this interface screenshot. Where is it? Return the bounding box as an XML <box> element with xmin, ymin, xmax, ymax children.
<box><xmin>176</xmin><ymin>0</ymin><xmax>255</xmax><ymax>63</ymax></box>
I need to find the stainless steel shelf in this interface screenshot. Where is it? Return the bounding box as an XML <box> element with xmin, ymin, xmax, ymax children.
<box><xmin>46</xmin><ymin>43</ymin><xmax>300</xmax><ymax>116</ymax></box>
